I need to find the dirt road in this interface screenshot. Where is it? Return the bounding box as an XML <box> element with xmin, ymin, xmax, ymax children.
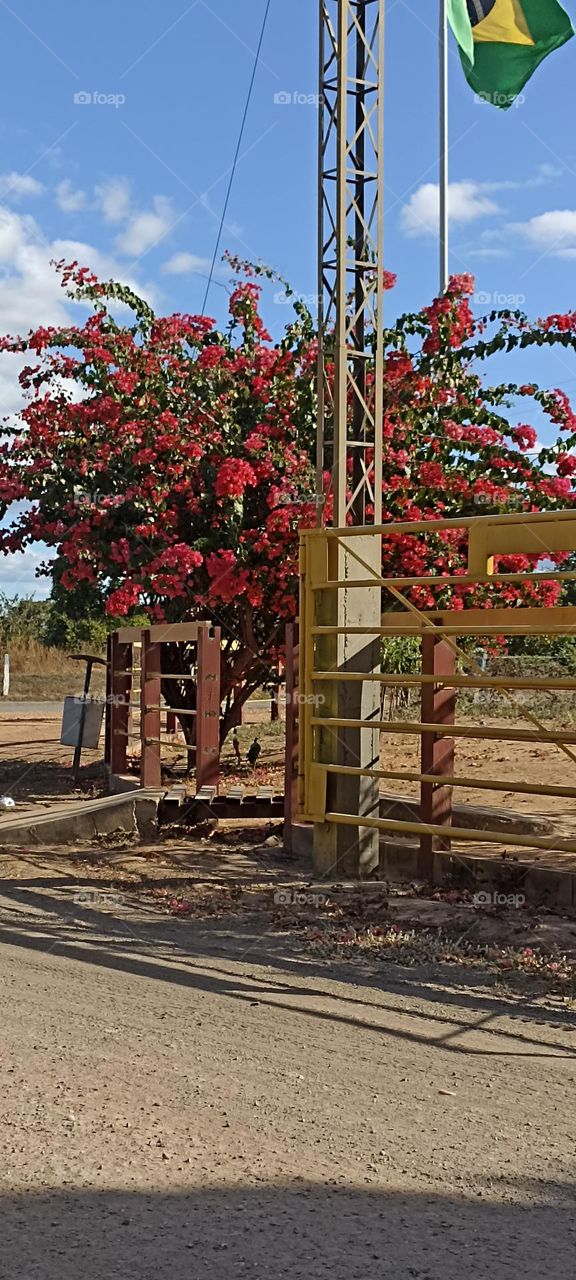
<box><xmin>0</xmin><ymin>884</ymin><xmax>575</xmax><ymax>1278</ymax></box>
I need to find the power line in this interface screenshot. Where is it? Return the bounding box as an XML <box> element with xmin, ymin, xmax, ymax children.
<box><xmin>201</xmin><ymin>0</ymin><xmax>272</xmax><ymax>313</ymax></box>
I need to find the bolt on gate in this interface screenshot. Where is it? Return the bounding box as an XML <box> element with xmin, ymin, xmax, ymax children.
<box><xmin>106</xmin><ymin>622</ymin><xmax>221</xmax><ymax>791</ymax></box>
<box><xmin>298</xmin><ymin>510</ymin><xmax>576</xmax><ymax>876</ymax></box>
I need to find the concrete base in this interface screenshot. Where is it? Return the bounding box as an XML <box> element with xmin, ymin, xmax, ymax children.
<box><xmin>289</xmin><ymin>784</ymin><xmax>576</xmax><ymax>909</ymax></box>
<box><xmin>0</xmin><ymin>789</ymin><xmax>164</xmax><ymax>848</ymax></box>
<box><xmin>290</xmin><ymin>790</ymin><xmax>554</xmax><ymax>863</ymax></box>
<box><xmin>108</xmin><ymin>771</ymin><xmax>142</xmax><ymax>795</ymax></box>
<box><xmin>378</xmin><ymin>790</ymin><xmax>554</xmax><ymax>838</ymax></box>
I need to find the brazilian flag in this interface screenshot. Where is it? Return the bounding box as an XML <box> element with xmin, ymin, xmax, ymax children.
<box><xmin>448</xmin><ymin>0</ymin><xmax>574</xmax><ymax>108</ymax></box>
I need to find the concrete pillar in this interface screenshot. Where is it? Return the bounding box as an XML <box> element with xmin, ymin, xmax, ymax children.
<box><xmin>313</xmin><ymin>534</ymin><xmax>381</xmax><ymax>878</ymax></box>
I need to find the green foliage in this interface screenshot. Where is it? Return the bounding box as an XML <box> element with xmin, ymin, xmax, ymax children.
<box><xmin>42</xmin><ymin>609</ymin><xmax>108</xmax><ymax>654</ymax></box>
<box><xmin>380</xmin><ymin>636</ymin><xmax>421</xmax><ymax>675</ymax></box>
<box><xmin>507</xmin><ymin>633</ymin><xmax>576</xmax><ymax>668</ymax></box>
<box><xmin>0</xmin><ymin>593</ymin><xmax>51</xmax><ymax>647</ymax></box>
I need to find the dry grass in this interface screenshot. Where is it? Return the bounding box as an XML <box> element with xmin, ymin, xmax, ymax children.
<box><xmin>8</xmin><ymin>639</ymin><xmax>73</xmax><ymax>675</ymax></box>
<box><xmin>3</xmin><ymin>640</ymin><xmax>107</xmax><ymax>701</ymax></box>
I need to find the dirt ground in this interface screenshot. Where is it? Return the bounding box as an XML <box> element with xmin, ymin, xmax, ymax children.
<box><xmin>3</xmin><ymin>705</ymin><xmax>576</xmax><ymax>1275</ymax></box>
<box><xmin>380</xmin><ymin>718</ymin><xmax>576</xmax><ymax>825</ymax></box>
<box><xmin>3</xmin><ymin>705</ymin><xmax>576</xmax><ymax>872</ymax></box>
<box><xmin>0</xmin><ymin>708</ymin><xmax>283</xmax><ymax>814</ymax></box>
<box><xmin>0</xmin><ymin>844</ymin><xmax>575</xmax><ymax>1280</ymax></box>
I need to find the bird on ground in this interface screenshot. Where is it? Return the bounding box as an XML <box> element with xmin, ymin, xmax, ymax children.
<box><xmin>247</xmin><ymin>737</ymin><xmax>261</xmax><ymax>767</ymax></box>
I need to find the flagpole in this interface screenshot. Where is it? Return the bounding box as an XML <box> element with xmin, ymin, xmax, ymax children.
<box><xmin>439</xmin><ymin>0</ymin><xmax>449</xmax><ymax>292</ymax></box>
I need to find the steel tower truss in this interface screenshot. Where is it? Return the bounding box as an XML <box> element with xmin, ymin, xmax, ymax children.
<box><xmin>317</xmin><ymin>0</ymin><xmax>385</xmax><ymax>527</ymax></box>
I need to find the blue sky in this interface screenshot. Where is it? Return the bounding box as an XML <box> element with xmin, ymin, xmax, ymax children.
<box><xmin>1</xmin><ymin>0</ymin><xmax>575</xmax><ymax>595</ymax></box>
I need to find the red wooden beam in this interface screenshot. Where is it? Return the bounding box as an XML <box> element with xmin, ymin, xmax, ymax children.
<box><xmin>104</xmin><ymin>633</ymin><xmax>112</xmax><ymax>767</ymax></box>
<box><xmin>196</xmin><ymin>625</ymin><xmax>221</xmax><ymax>793</ymax></box>
<box><xmin>110</xmin><ymin>633</ymin><xmax>132</xmax><ymax>777</ymax></box>
<box><xmin>284</xmin><ymin>622</ymin><xmax>300</xmax><ymax>851</ymax></box>
<box><xmin>141</xmin><ymin>629</ymin><xmax>162</xmax><ymax>789</ymax></box>
<box><xmin>419</xmin><ymin>631</ymin><xmax>455</xmax><ymax>878</ymax></box>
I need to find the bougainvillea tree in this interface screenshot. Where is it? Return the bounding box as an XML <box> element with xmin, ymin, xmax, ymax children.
<box><xmin>1</xmin><ymin>259</ymin><xmax>575</xmax><ymax>742</ymax></box>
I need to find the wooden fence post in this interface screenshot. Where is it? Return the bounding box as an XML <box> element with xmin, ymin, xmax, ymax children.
<box><xmin>196</xmin><ymin>625</ymin><xmax>221</xmax><ymax>793</ymax></box>
<box><xmin>104</xmin><ymin>634</ymin><xmax>112</xmax><ymax>767</ymax></box>
<box><xmin>283</xmin><ymin>623</ymin><xmax>300</xmax><ymax>852</ymax></box>
<box><xmin>419</xmin><ymin>630</ymin><xmax>455</xmax><ymax>878</ymax></box>
<box><xmin>140</xmin><ymin>629</ymin><xmax>162</xmax><ymax>789</ymax></box>
<box><xmin>110</xmin><ymin>633</ymin><xmax>132</xmax><ymax>778</ymax></box>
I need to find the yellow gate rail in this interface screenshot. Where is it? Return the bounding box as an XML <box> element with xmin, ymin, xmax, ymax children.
<box><xmin>299</xmin><ymin>510</ymin><xmax>576</xmax><ymax>860</ymax></box>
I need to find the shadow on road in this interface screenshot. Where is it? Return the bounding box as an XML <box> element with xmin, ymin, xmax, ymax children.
<box><xmin>2</xmin><ymin>1178</ymin><xmax>575</xmax><ymax>1279</ymax></box>
<box><xmin>0</xmin><ymin>881</ymin><xmax>575</xmax><ymax>1060</ymax></box>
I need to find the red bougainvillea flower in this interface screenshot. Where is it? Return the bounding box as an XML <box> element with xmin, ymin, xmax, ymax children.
<box><xmin>1</xmin><ymin>255</ymin><xmax>575</xmax><ymax>737</ymax></box>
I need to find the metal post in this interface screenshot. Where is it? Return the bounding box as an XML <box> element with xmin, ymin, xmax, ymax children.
<box><xmin>196</xmin><ymin>625</ymin><xmax>221</xmax><ymax>794</ymax></box>
<box><xmin>439</xmin><ymin>0</ymin><xmax>449</xmax><ymax>293</ymax></box>
<box><xmin>314</xmin><ymin>0</ymin><xmax>384</xmax><ymax>876</ymax></box>
<box><xmin>419</xmin><ymin>631</ymin><xmax>455</xmax><ymax>878</ymax></box>
<box><xmin>72</xmin><ymin>658</ymin><xmax>94</xmax><ymax>780</ymax></box>
<box><xmin>141</xmin><ymin>629</ymin><xmax>162</xmax><ymax>789</ymax></box>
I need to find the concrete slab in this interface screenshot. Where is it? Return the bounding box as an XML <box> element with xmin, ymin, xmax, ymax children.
<box><xmin>0</xmin><ymin>790</ymin><xmax>164</xmax><ymax>848</ymax></box>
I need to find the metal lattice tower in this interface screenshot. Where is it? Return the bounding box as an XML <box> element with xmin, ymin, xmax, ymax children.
<box><xmin>317</xmin><ymin>0</ymin><xmax>385</xmax><ymax>528</ymax></box>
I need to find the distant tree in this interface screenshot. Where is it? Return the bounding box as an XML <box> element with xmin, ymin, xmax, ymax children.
<box><xmin>0</xmin><ymin>593</ymin><xmax>51</xmax><ymax>647</ymax></box>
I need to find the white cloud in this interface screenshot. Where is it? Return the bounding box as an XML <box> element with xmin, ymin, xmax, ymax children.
<box><xmin>401</xmin><ymin>181</ymin><xmax>500</xmax><ymax>237</ymax></box>
<box><xmin>0</xmin><ymin>206</ymin><xmax>42</xmax><ymax>264</ymax></box>
<box><xmin>0</xmin><ymin>205</ymin><xmax>156</xmax><ymax>416</ymax></box>
<box><xmin>162</xmin><ymin>251</ymin><xmax>211</xmax><ymax>276</ymax></box>
<box><xmin>56</xmin><ymin>179</ymin><xmax>87</xmax><ymax>213</ymax></box>
<box><xmin>0</xmin><ymin>172</ymin><xmax>44</xmax><ymax>201</ymax></box>
<box><xmin>512</xmin><ymin>210</ymin><xmax>576</xmax><ymax>259</ymax></box>
<box><xmin>0</xmin><ymin>549</ymin><xmax>51</xmax><ymax>597</ymax></box>
<box><xmin>115</xmin><ymin>196</ymin><xmax>174</xmax><ymax>257</ymax></box>
<box><xmin>96</xmin><ymin>177</ymin><xmax>131</xmax><ymax>224</ymax></box>
<box><xmin>468</xmin><ymin>247</ymin><xmax>509</xmax><ymax>259</ymax></box>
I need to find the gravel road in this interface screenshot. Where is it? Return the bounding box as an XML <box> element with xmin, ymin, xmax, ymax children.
<box><xmin>0</xmin><ymin>886</ymin><xmax>575</xmax><ymax>1279</ymax></box>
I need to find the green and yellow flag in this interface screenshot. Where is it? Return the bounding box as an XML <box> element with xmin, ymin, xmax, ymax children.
<box><xmin>448</xmin><ymin>0</ymin><xmax>574</xmax><ymax>108</ymax></box>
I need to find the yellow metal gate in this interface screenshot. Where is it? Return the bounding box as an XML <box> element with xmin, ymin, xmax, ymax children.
<box><xmin>299</xmin><ymin>510</ymin><xmax>576</xmax><ymax>862</ymax></box>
